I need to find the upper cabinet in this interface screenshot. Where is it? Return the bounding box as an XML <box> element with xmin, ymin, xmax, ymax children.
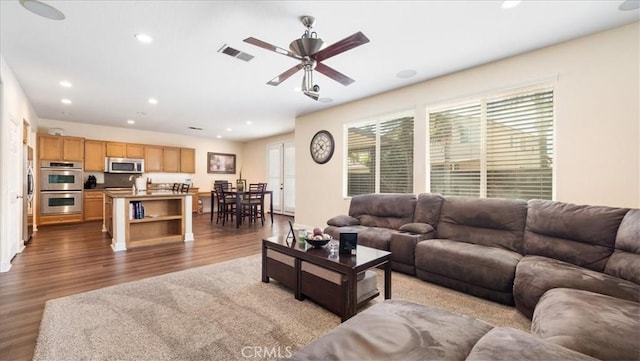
<box><xmin>106</xmin><ymin>142</ymin><xmax>145</xmax><ymax>159</ymax></box>
<box><xmin>144</xmin><ymin>145</ymin><xmax>163</xmax><ymax>172</ymax></box>
<box><xmin>180</xmin><ymin>148</ymin><xmax>196</xmax><ymax>173</ymax></box>
<box><xmin>163</xmin><ymin>147</ymin><xmax>181</xmax><ymax>173</ymax></box>
<box><xmin>38</xmin><ymin>134</ymin><xmax>84</xmax><ymax>161</ymax></box>
<box><xmin>84</xmin><ymin>140</ymin><xmax>106</xmax><ymax>171</ymax></box>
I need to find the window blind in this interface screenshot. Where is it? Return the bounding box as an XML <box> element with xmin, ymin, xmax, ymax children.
<box><xmin>346</xmin><ymin>115</ymin><xmax>414</xmax><ymax>196</ymax></box>
<box><xmin>429</xmin><ymin>104</ymin><xmax>481</xmax><ymax>197</ymax></box>
<box><xmin>486</xmin><ymin>90</ymin><xmax>554</xmax><ymax>200</ymax></box>
<box><xmin>429</xmin><ymin>88</ymin><xmax>554</xmax><ymax>200</ymax></box>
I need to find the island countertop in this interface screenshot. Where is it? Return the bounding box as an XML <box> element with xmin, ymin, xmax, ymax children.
<box><xmin>104</xmin><ymin>189</ymin><xmax>192</xmax><ymax>198</ymax></box>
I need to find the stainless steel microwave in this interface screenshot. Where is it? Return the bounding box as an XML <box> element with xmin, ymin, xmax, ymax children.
<box><xmin>105</xmin><ymin>157</ymin><xmax>144</xmax><ymax>173</ymax></box>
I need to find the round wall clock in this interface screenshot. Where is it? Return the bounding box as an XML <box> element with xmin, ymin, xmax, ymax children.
<box><xmin>310</xmin><ymin>130</ymin><xmax>335</xmax><ymax>164</ymax></box>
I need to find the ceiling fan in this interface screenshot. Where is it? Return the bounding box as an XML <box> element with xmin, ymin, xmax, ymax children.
<box><xmin>244</xmin><ymin>16</ymin><xmax>370</xmax><ymax>100</ymax></box>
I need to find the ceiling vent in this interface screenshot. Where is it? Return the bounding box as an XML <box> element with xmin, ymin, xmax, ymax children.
<box><xmin>218</xmin><ymin>44</ymin><xmax>254</xmax><ymax>62</ymax></box>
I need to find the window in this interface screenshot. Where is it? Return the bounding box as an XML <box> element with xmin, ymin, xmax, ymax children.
<box><xmin>429</xmin><ymin>87</ymin><xmax>553</xmax><ymax>200</ymax></box>
<box><xmin>346</xmin><ymin>114</ymin><xmax>414</xmax><ymax>196</ymax></box>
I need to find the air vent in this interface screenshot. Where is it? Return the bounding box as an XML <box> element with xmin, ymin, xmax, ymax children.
<box><xmin>218</xmin><ymin>44</ymin><xmax>254</xmax><ymax>62</ymax></box>
<box><xmin>188</xmin><ymin>126</ymin><xmax>203</xmax><ymax>131</ymax></box>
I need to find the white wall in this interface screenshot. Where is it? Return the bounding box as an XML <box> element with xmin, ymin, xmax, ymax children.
<box><xmin>295</xmin><ymin>22</ymin><xmax>640</xmax><ymax>229</ymax></box>
<box><xmin>38</xmin><ymin>118</ymin><xmax>244</xmax><ymax>192</ymax></box>
<box><xmin>0</xmin><ymin>55</ymin><xmax>39</xmax><ymax>272</ymax></box>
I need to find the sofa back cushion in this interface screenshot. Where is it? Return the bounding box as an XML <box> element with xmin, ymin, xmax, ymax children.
<box><xmin>413</xmin><ymin>193</ymin><xmax>445</xmax><ymax>226</ymax></box>
<box><xmin>604</xmin><ymin>209</ymin><xmax>640</xmax><ymax>284</ymax></box>
<box><xmin>524</xmin><ymin>199</ymin><xmax>629</xmax><ymax>272</ymax></box>
<box><xmin>348</xmin><ymin>193</ymin><xmax>417</xmax><ymax>230</ymax></box>
<box><xmin>437</xmin><ymin>196</ymin><xmax>528</xmax><ymax>253</ymax></box>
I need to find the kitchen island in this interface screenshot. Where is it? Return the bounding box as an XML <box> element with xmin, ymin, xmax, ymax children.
<box><xmin>102</xmin><ymin>189</ymin><xmax>193</xmax><ymax>252</ymax></box>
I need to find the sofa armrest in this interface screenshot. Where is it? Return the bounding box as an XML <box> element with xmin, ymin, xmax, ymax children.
<box><xmin>327</xmin><ymin>215</ymin><xmax>360</xmax><ymax>227</ymax></box>
<box><xmin>399</xmin><ymin>222</ymin><xmax>435</xmax><ymax>234</ymax></box>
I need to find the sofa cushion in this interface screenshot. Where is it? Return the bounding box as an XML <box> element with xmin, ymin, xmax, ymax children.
<box><xmin>437</xmin><ymin>196</ymin><xmax>527</xmax><ymax>254</ymax></box>
<box><xmin>514</xmin><ymin>255</ymin><xmax>640</xmax><ymax>319</ymax></box>
<box><xmin>413</xmin><ymin>193</ymin><xmax>444</xmax><ymax>226</ymax></box>
<box><xmin>348</xmin><ymin>193</ymin><xmax>417</xmax><ymax>230</ymax></box>
<box><xmin>415</xmin><ymin>239</ymin><xmax>522</xmax><ymax>303</ymax></box>
<box><xmin>290</xmin><ymin>300</ymin><xmax>494</xmax><ymax>361</ymax></box>
<box><xmin>323</xmin><ymin>225</ymin><xmax>396</xmax><ymax>251</ymax></box>
<box><xmin>605</xmin><ymin>209</ymin><xmax>640</xmax><ymax>284</ymax></box>
<box><xmin>399</xmin><ymin>222</ymin><xmax>434</xmax><ymax>234</ymax></box>
<box><xmin>326</xmin><ymin>214</ymin><xmax>360</xmax><ymax>227</ymax></box>
<box><xmin>524</xmin><ymin>199</ymin><xmax>629</xmax><ymax>272</ymax></box>
<box><xmin>467</xmin><ymin>327</ymin><xmax>598</xmax><ymax>361</ymax></box>
<box><xmin>532</xmin><ymin>288</ymin><xmax>640</xmax><ymax>361</ymax></box>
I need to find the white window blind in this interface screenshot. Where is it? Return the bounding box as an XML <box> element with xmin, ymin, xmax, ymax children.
<box><xmin>429</xmin><ymin>88</ymin><xmax>554</xmax><ymax>200</ymax></box>
<box><xmin>347</xmin><ymin>115</ymin><xmax>414</xmax><ymax>196</ymax></box>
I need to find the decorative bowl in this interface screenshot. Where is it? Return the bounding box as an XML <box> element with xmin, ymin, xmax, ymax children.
<box><xmin>304</xmin><ymin>236</ymin><xmax>331</xmax><ymax>248</ymax></box>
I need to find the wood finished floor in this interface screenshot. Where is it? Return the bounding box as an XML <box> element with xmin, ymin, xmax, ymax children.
<box><xmin>0</xmin><ymin>213</ymin><xmax>293</xmax><ymax>361</ymax></box>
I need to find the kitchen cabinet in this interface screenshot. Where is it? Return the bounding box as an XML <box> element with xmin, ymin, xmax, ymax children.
<box><xmin>84</xmin><ymin>140</ymin><xmax>106</xmax><ymax>171</ymax></box>
<box><xmin>106</xmin><ymin>142</ymin><xmax>145</xmax><ymax>158</ymax></box>
<box><xmin>84</xmin><ymin>190</ymin><xmax>104</xmax><ymax>221</ymax></box>
<box><xmin>38</xmin><ymin>134</ymin><xmax>84</xmax><ymax>161</ymax></box>
<box><xmin>189</xmin><ymin>187</ymin><xmax>199</xmax><ymax>213</ymax></box>
<box><xmin>163</xmin><ymin>147</ymin><xmax>180</xmax><ymax>173</ymax></box>
<box><xmin>180</xmin><ymin>148</ymin><xmax>196</xmax><ymax>173</ymax></box>
<box><xmin>144</xmin><ymin>146</ymin><xmax>163</xmax><ymax>172</ymax></box>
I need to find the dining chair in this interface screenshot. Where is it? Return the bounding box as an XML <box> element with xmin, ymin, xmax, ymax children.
<box><xmin>180</xmin><ymin>183</ymin><xmax>190</xmax><ymax>193</ymax></box>
<box><xmin>218</xmin><ymin>187</ymin><xmax>237</xmax><ymax>226</ymax></box>
<box><xmin>241</xmin><ymin>183</ymin><xmax>266</xmax><ymax>225</ymax></box>
<box><xmin>172</xmin><ymin>183</ymin><xmax>180</xmax><ymax>191</ymax></box>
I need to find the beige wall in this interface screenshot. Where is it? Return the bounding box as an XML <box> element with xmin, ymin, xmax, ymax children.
<box><xmin>295</xmin><ymin>22</ymin><xmax>640</xmax><ymax>228</ymax></box>
<box><xmin>38</xmin><ymin>118</ymin><xmax>244</xmax><ymax>192</ymax></box>
<box><xmin>241</xmin><ymin>132</ymin><xmax>294</xmax><ymax>184</ymax></box>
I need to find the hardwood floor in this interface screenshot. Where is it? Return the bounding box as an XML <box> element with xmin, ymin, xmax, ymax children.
<box><xmin>0</xmin><ymin>213</ymin><xmax>292</xmax><ymax>361</ymax></box>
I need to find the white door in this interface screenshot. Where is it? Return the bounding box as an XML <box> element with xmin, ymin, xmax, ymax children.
<box><xmin>267</xmin><ymin>141</ymin><xmax>295</xmax><ymax>216</ymax></box>
<box><xmin>1</xmin><ymin>115</ymin><xmax>22</xmax><ymax>271</ymax></box>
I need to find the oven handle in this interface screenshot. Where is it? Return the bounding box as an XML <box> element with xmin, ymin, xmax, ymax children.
<box><xmin>40</xmin><ymin>190</ymin><xmax>83</xmax><ymax>195</ymax></box>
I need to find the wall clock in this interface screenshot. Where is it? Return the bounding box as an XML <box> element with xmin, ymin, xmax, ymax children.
<box><xmin>310</xmin><ymin>130</ymin><xmax>335</xmax><ymax>164</ymax></box>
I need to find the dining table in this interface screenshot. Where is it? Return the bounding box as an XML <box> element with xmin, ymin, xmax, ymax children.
<box><xmin>210</xmin><ymin>189</ymin><xmax>274</xmax><ymax>228</ymax></box>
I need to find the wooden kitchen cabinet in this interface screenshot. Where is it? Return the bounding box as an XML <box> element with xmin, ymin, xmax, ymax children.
<box><xmin>126</xmin><ymin>143</ymin><xmax>144</xmax><ymax>158</ymax></box>
<box><xmin>163</xmin><ymin>147</ymin><xmax>181</xmax><ymax>173</ymax></box>
<box><xmin>38</xmin><ymin>134</ymin><xmax>84</xmax><ymax>161</ymax></box>
<box><xmin>180</xmin><ymin>148</ymin><xmax>196</xmax><ymax>173</ymax></box>
<box><xmin>84</xmin><ymin>140</ymin><xmax>106</xmax><ymax>171</ymax></box>
<box><xmin>144</xmin><ymin>145</ymin><xmax>163</xmax><ymax>172</ymax></box>
<box><xmin>84</xmin><ymin>190</ymin><xmax>104</xmax><ymax>221</ymax></box>
<box><xmin>106</xmin><ymin>142</ymin><xmax>144</xmax><ymax>158</ymax></box>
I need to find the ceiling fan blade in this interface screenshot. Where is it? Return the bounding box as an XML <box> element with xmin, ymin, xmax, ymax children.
<box><xmin>315</xmin><ymin>62</ymin><xmax>355</xmax><ymax>86</ymax></box>
<box><xmin>267</xmin><ymin>64</ymin><xmax>304</xmax><ymax>86</ymax></box>
<box><xmin>314</xmin><ymin>31</ymin><xmax>370</xmax><ymax>62</ymax></box>
<box><xmin>243</xmin><ymin>37</ymin><xmax>301</xmax><ymax>60</ymax></box>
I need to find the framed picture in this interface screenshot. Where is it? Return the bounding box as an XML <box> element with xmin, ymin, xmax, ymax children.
<box><xmin>207</xmin><ymin>152</ymin><xmax>236</xmax><ymax>174</ymax></box>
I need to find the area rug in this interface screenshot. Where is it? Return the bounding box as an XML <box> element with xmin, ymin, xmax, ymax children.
<box><xmin>34</xmin><ymin>254</ymin><xmax>530</xmax><ymax>361</ymax></box>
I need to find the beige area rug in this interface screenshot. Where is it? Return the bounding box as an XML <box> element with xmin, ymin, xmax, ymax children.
<box><xmin>34</xmin><ymin>254</ymin><xmax>530</xmax><ymax>361</ymax></box>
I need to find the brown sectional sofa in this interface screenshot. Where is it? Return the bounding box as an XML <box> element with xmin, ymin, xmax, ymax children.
<box><xmin>316</xmin><ymin>193</ymin><xmax>639</xmax><ymax>360</ymax></box>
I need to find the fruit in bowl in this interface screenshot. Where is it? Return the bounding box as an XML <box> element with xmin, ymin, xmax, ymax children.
<box><xmin>304</xmin><ymin>228</ymin><xmax>332</xmax><ymax>248</ymax></box>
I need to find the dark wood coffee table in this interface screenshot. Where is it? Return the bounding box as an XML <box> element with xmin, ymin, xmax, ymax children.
<box><xmin>262</xmin><ymin>235</ymin><xmax>391</xmax><ymax>321</ymax></box>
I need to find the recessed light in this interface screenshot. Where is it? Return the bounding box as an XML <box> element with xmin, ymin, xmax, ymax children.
<box><xmin>59</xmin><ymin>80</ymin><xmax>72</xmax><ymax>88</ymax></box>
<box><xmin>226</xmin><ymin>128</ymin><xmax>232</xmax><ymax>132</ymax></box>
<box><xmin>246</xmin><ymin>121</ymin><xmax>253</xmax><ymax>125</ymax></box>
<box><xmin>216</xmin><ymin>135</ymin><xmax>222</xmax><ymax>139</ymax></box>
<box><xmin>127</xmin><ymin>120</ymin><xmax>135</xmax><ymax>124</ymax></box>
<box><xmin>61</xmin><ymin>98</ymin><xmax>72</xmax><ymax>104</ymax></box>
<box><xmin>293</xmin><ymin>87</ymin><xmax>301</xmax><ymax>92</ymax></box>
<box><xmin>396</xmin><ymin>69</ymin><xmax>417</xmax><ymax>79</ymax></box>
<box><xmin>148</xmin><ymin>98</ymin><xmax>158</xmax><ymax>105</ymax></box>
<box><xmin>318</xmin><ymin>97</ymin><xmax>333</xmax><ymax>103</ymax></box>
<box><xmin>135</xmin><ymin>33</ymin><xmax>153</xmax><ymax>44</ymax></box>
<box><xmin>501</xmin><ymin>0</ymin><xmax>522</xmax><ymax>9</ymax></box>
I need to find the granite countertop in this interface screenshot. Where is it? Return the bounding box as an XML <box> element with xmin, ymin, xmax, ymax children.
<box><xmin>103</xmin><ymin>189</ymin><xmax>192</xmax><ymax>198</ymax></box>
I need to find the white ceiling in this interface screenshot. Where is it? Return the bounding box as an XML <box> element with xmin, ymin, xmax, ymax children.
<box><xmin>1</xmin><ymin>1</ymin><xmax>638</xmax><ymax>141</ymax></box>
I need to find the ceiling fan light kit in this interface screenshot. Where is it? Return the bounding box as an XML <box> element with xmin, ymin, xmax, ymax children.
<box><xmin>244</xmin><ymin>15</ymin><xmax>369</xmax><ymax>101</ymax></box>
<box><xmin>19</xmin><ymin>0</ymin><xmax>65</xmax><ymax>20</ymax></box>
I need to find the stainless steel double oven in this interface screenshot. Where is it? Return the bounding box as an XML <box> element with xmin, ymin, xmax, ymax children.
<box><xmin>39</xmin><ymin>161</ymin><xmax>83</xmax><ymax>215</ymax></box>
